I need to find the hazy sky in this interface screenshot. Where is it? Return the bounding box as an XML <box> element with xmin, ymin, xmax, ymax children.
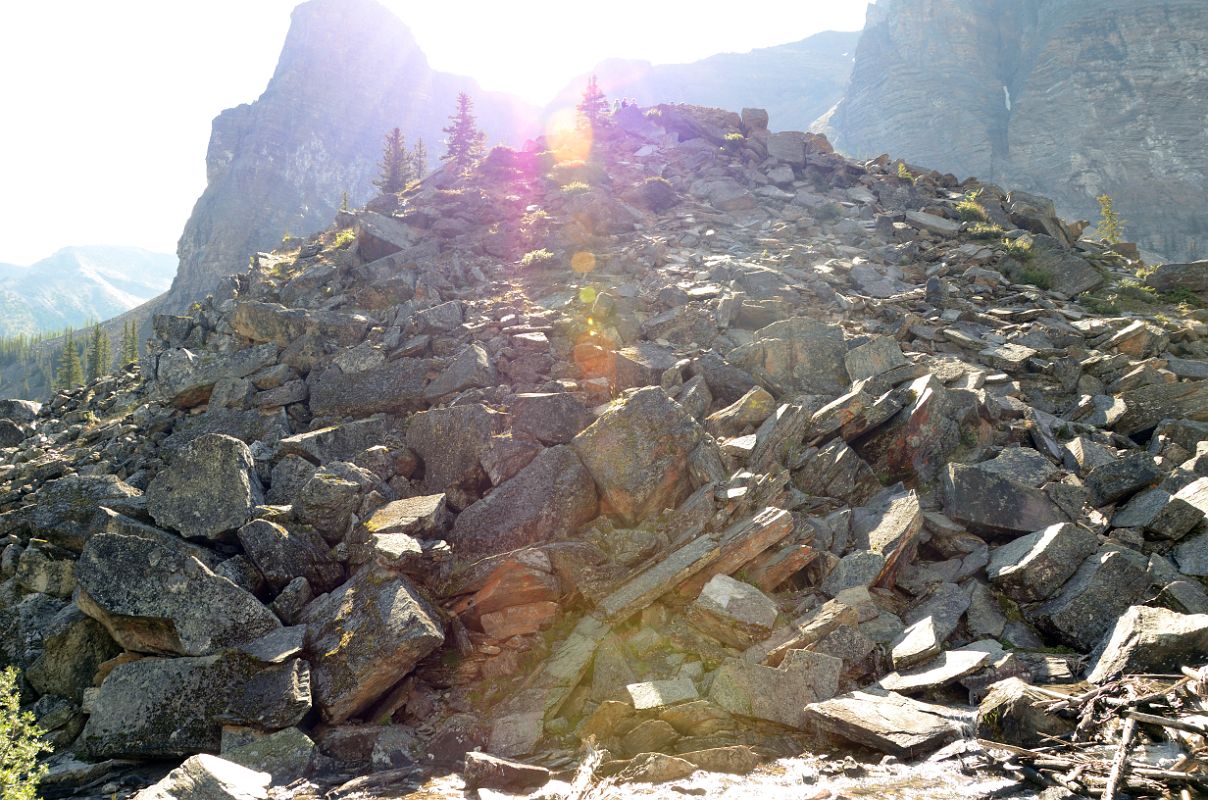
<box><xmin>0</xmin><ymin>1</ymin><xmax>870</xmax><ymax>265</ymax></box>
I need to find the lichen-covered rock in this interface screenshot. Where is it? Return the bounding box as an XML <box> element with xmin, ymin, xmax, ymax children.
<box><xmin>406</xmin><ymin>403</ymin><xmax>502</xmax><ymax>496</ymax></box>
<box><xmin>726</xmin><ymin>317</ymin><xmax>849</xmax><ymax>397</ymax></box>
<box><xmin>76</xmin><ymin>524</ymin><xmax>280</xmax><ymax>656</ymax></box>
<box><xmin>83</xmin><ymin>654</ymin><xmax>311</xmax><ymax>758</ymax></box>
<box><xmin>26</xmin><ymin>605</ymin><xmax>120</xmax><ymax>701</ymax></box>
<box><xmin>302</xmin><ymin>566</ymin><xmax>444</xmax><ymax>724</ymax></box>
<box><xmin>146</xmin><ymin>434</ymin><xmax>263</xmax><ymax>541</ymax></box>
<box><xmin>237</xmin><ymin>519</ymin><xmax>343</xmax><ymax>594</ymax></box>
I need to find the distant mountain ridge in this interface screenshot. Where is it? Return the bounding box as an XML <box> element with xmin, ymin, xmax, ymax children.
<box><xmin>0</xmin><ymin>246</ymin><xmax>175</xmax><ymax>337</ymax></box>
<box><xmin>548</xmin><ymin>31</ymin><xmax>859</xmax><ymax>133</ymax></box>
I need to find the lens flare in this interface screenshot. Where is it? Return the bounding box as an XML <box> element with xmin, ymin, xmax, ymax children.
<box><xmin>571</xmin><ymin>251</ymin><xmax>597</xmax><ymax>274</ymax></box>
<box><xmin>547</xmin><ymin>106</ymin><xmax>592</xmax><ymax>163</ymax></box>
<box><xmin>579</xmin><ymin>286</ymin><xmax>598</xmax><ymax>305</ymax></box>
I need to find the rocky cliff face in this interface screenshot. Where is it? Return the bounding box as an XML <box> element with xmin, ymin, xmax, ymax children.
<box><xmin>170</xmin><ymin>0</ymin><xmax>536</xmax><ymax>307</ymax></box>
<box><xmin>548</xmin><ymin>31</ymin><xmax>860</xmax><ymax>133</ymax></box>
<box><xmin>824</xmin><ymin>0</ymin><xmax>1208</xmax><ymax>262</ymax></box>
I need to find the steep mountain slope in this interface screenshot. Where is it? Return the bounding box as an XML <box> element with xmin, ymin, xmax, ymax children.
<box><xmin>0</xmin><ymin>246</ymin><xmax>175</xmax><ymax>336</ymax></box>
<box><xmin>549</xmin><ymin>31</ymin><xmax>859</xmax><ymax>133</ymax></box>
<box><xmin>822</xmin><ymin>0</ymin><xmax>1208</xmax><ymax>263</ymax></box>
<box><xmin>169</xmin><ymin>0</ymin><xmax>538</xmax><ymax>307</ymax></box>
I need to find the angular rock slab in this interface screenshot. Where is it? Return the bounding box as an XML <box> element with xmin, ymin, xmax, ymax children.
<box><xmin>83</xmin><ymin>654</ymin><xmax>310</xmax><ymax>758</ymax></box>
<box><xmin>406</xmin><ymin>403</ymin><xmax>501</xmax><ymax>495</ymax></box>
<box><xmin>303</xmin><ymin>566</ymin><xmax>444</xmax><ymax>724</ymax></box>
<box><xmin>708</xmin><ymin>649</ymin><xmax>841</xmax><ymax>728</ymax></box>
<box><xmin>687</xmin><ymin>574</ymin><xmax>778</xmax><ymax>648</ymax></box>
<box><xmin>236</xmin><ymin>519</ymin><xmax>343</xmax><ymax>594</ymax></box>
<box><xmin>987</xmin><ymin>523</ymin><xmax>1099</xmax><ymax>603</ymax></box>
<box><xmin>941</xmin><ymin>463</ymin><xmax>1064</xmax><ymax>536</ymax></box>
<box><xmin>726</xmin><ymin>317</ymin><xmax>849</xmax><ymax>397</ymax></box>
<box><xmin>572</xmin><ymin>387</ymin><xmax>703</xmax><ymax>525</ymax></box>
<box><xmin>878</xmin><ymin>647</ymin><xmax>990</xmax><ymax>694</ymax></box>
<box><xmin>451</xmin><ymin>445</ymin><xmax>597</xmax><ymax>560</ymax></box>
<box><xmin>1029</xmin><ymin>546</ymin><xmax>1153</xmax><ymax>651</ymax></box>
<box><xmin>134</xmin><ymin>754</ymin><xmax>270</xmax><ymax>800</ymax></box>
<box><xmin>77</xmin><ymin>525</ymin><xmax>280</xmax><ymax>656</ymax></box>
<box><xmin>1087</xmin><ymin>605</ymin><xmax>1208</xmax><ymax>684</ymax></box>
<box><xmin>146</xmin><ymin>433</ymin><xmax>263</xmax><ymax>540</ymax></box>
<box><xmin>803</xmin><ymin>689</ymin><xmax>970</xmax><ymax>758</ymax></box>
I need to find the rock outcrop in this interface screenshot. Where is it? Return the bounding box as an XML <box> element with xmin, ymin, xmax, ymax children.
<box><xmin>169</xmin><ymin>0</ymin><xmax>535</xmax><ymax>307</ymax></box>
<box><xmin>824</xmin><ymin>0</ymin><xmax>1208</xmax><ymax>263</ymax></box>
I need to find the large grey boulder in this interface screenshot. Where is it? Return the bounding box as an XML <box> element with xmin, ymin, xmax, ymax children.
<box><xmin>406</xmin><ymin>404</ymin><xmax>502</xmax><ymax>496</ymax></box>
<box><xmin>294</xmin><ymin>462</ymin><xmax>380</xmax><ymax>542</ymax></box>
<box><xmin>76</xmin><ymin>524</ymin><xmax>280</xmax><ymax>656</ymax></box>
<box><xmin>727</xmin><ymin>317</ymin><xmax>849</xmax><ymax>397</ymax></box>
<box><xmin>708</xmin><ymin>650</ymin><xmax>842</xmax><ymax>728</ymax></box>
<box><xmin>511</xmin><ymin>393</ymin><xmax>594</xmax><ymax>445</ymax></box>
<box><xmin>237</xmin><ymin>519</ymin><xmax>342</xmax><ymax>594</ymax></box>
<box><xmin>83</xmin><ymin>654</ymin><xmax>310</xmax><ymax>758</ymax></box>
<box><xmin>572</xmin><ymin>387</ymin><xmax>703</xmax><ymax>525</ymax></box>
<box><xmin>303</xmin><ymin>566</ymin><xmax>444</xmax><ymax>724</ymax></box>
<box><xmin>450</xmin><ymin>445</ymin><xmax>597</xmax><ymax>560</ymax></box>
<box><xmin>941</xmin><ymin>463</ymin><xmax>1064</xmax><ymax>536</ymax></box>
<box><xmin>155</xmin><ymin>345</ymin><xmax>280</xmax><ymax>408</ymax></box>
<box><xmin>147</xmin><ymin>434</ymin><xmax>264</xmax><ymax>541</ymax></box>
<box><xmin>1029</xmin><ymin>546</ymin><xmax>1153</xmax><ymax>650</ymax></box>
<box><xmin>1087</xmin><ymin>606</ymin><xmax>1208</xmax><ymax>684</ymax></box>
<box><xmin>987</xmin><ymin>523</ymin><xmax>1099</xmax><ymax>602</ymax></box>
<box><xmin>278</xmin><ymin>416</ymin><xmax>403</xmax><ymax>465</ymax></box>
<box><xmin>230</xmin><ymin>301</ymin><xmax>369</xmax><ymax>348</ymax></box>
<box><xmin>307</xmin><ymin>358</ymin><xmax>429</xmax><ymax>417</ymax></box>
<box><xmin>423</xmin><ymin>343</ymin><xmax>496</xmax><ymax>400</ymax></box>
<box><xmin>17</xmin><ymin>474</ymin><xmax>143</xmax><ymax>552</ymax></box>
<box><xmin>26</xmin><ymin>605</ymin><xmax>120</xmax><ymax>701</ymax></box>
<box><xmin>803</xmin><ymin>689</ymin><xmax>968</xmax><ymax>758</ymax></box>
<box><xmin>135</xmin><ymin>755</ymin><xmax>269</xmax><ymax>800</ymax></box>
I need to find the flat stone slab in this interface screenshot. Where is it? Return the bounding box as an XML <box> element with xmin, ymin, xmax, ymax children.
<box><xmin>627</xmin><ymin>678</ymin><xmax>700</xmax><ymax>711</ymax></box>
<box><xmin>803</xmin><ymin>689</ymin><xmax>970</xmax><ymax>758</ymax></box>
<box><xmin>708</xmin><ymin>649</ymin><xmax>841</xmax><ymax>728</ymax></box>
<box><xmin>878</xmin><ymin>647</ymin><xmax>990</xmax><ymax>694</ymax></box>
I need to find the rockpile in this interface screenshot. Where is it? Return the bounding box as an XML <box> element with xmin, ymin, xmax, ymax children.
<box><xmin>3</xmin><ymin>103</ymin><xmax>1208</xmax><ymax>798</ymax></box>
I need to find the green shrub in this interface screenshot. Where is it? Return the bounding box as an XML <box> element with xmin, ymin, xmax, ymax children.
<box><xmin>331</xmin><ymin>229</ymin><xmax>356</xmax><ymax>249</ymax></box>
<box><xmin>1003</xmin><ymin>237</ymin><xmax>1034</xmax><ymax>260</ymax></box>
<box><xmin>896</xmin><ymin>162</ymin><xmax>915</xmax><ymax>183</ymax></box>
<box><xmin>1</xmin><ymin>668</ymin><xmax>50</xmax><ymax>800</ymax></box>
<box><xmin>638</xmin><ymin>176</ymin><xmax>677</xmax><ymax>212</ymax></box>
<box><xmin>561</xmin><ymin>181</ymin><xmax>591</xmax><ymax>196</ymax></box>
<box><xmin>967</xmin><ymin>222</ymin><xmax>1005</xmax><ymax>240</ymax></box>
<box><xmin>519</xmin><ymin>249</ymin><xmax>556</xmax><ymax>268</ymax></box>
<box><xmin>1016</xmin><ymin>267</ymin><xmax>1052</xmax><ymax>290</ymax></box>
<box><xmin>955</xmin><ymin>190</ymin><xmax>988</xmax><ymax>222</ymax></box>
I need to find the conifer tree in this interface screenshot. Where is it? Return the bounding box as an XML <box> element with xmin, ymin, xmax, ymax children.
<box><xmin>57</xmin><ymin>329</ymin><xmax>83</xmax><ymax>388</ymax></box>
<box><xmin>577</xmin><ymin>74</ymin><xmax>608</xmax><ymax>130</ymax></box>
<box><xmin>86</xmin><ymin>323</ymin><xmax>111</xmax><ymax>382</ymax></box>
<box><xmin>122</xmin><ymin>320</ymin><xmax>140</xmax><ymax>364</ymax></box>
<box><xmin>441</xmin><ymin>92</ymin><xmax>486</xmax><ymax>173</ymax></box>
<box><xmin>411</xmin><ymin>138</ymin><xmax>428</xmax><ymax>179</ymax></box>
<box><xmin>339</xmin><ymin>190</ymin><xmax>350</xmax><ymax>212</ymax></box>
<box><xmin>374</xmin><ymin>127</ymin><xmax>413</xmax><ymax>194</ymax></box>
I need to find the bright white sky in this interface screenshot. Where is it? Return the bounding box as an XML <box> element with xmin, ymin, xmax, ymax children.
<box><xmin>0</xmin><ymin>1</ymin><xmax>870</xmax><ymax>265</ymax></box>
